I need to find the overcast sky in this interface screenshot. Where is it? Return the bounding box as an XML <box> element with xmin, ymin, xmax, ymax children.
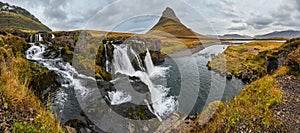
<box><xmin>2</xmin><ymin>0</ymin><xmax>300</xmax><ymax>36</ymax></box>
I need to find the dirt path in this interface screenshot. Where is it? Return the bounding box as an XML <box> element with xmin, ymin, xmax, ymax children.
<box><xmin>274</xmin><ymin>75</ymin><xmax>300</xmax><ymax>132</ymax></box>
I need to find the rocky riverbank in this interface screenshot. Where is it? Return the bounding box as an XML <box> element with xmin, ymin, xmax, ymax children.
<box><xmin>207</xmin><ymin>39</ymin><xmax>299</xmax><ymax>83</ymax></box>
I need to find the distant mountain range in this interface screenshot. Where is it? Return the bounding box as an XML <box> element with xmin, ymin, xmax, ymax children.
<box><xmin>209</xmin><ymin>34</ymin><xmax>253</xmax><ymax>39</ymax></box>
<box><xmin>0</xmin><ymin>1</ymin><xmax>51</xmax><ymax>31</ymax></box>
<box><xmin>206</xmin><ymin>30</ymin><xmax>300</xmax><ymax>39</ymax></box>
<box><xmin>254</xmin><ymin>30</ymin><xmax>300</xmax><ymax>39</ymax></box>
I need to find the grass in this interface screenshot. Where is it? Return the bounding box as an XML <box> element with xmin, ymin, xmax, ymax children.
<box><xmin>0</xmin><ymin>12</ymin><xmax>51</xmax><ymax>31</ymax></box>
<box><xmin>208</xmin><ymin>41</ymin><xmax>285</xmax><ymax>76</ymax></box>
<box><xmin>0</xmin><ymin>34</ymin><xmax>62</xmax><ymax>132</ymax></box>
<box><xmin>192</xmin><ymin>38</ymin><xmax>300</xmax><ymax>132</ymax></box>
<box><xmin>192</xmin><ymin>75</ymin><xmax>284</xmax><ymax>132</ymax></box>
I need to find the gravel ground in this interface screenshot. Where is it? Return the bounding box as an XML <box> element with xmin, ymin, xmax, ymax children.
<box><xmin>274</xmin><ymin>75</ymin><xmax>300</xmax><ymax>133</ymax></box>
<box><xmin>0</xmin><ymin>94</ymin><xmax>37</xmax><ymax>133</ymax></box>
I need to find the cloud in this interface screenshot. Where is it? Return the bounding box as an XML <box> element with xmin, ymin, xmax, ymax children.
<box><xmin>1</xmin><ymin>0</ymin><xmax>300</xmax><ymax>35</ymax></box>
<box><xmin>227</xmin><ymin>25</ymin><xmax>248</xmax><ymax>31</ymax></box>
<box><xmin>246</xmin><ymin>16</ymin><xmax>273</xmax><ymax>29</ymax></box>
<box><xmin>1</xmin><ymin>0</ymin><xmax>113</xmax><ymax>30</ymax></box>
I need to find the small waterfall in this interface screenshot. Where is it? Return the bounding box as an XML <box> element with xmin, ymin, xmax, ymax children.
<box><xmin>112</xmin><ymin>44</ymin><xmax>136</xmax><ymax>75</ymax></box>
<box><xmin>111</xmin><ymin>44</ymin><xmax>177</xmax><ymax>120</ymax></box>
<box><xmin>51</xmin><ymin>34</ymin><xmax>55</xmax><ymax>39</ymax></box>
<box><xmin>145</xmin><ymin>49</ymin><xmax>155</xmax><ymax>75</ymax></box>
<box><xmin>38</xmin><ymin>33</ymin><xmax>43</xmax><ymax>42</ymax></box>
<box><xmin>30</xmin><ymin>33</ymin><xmax>44</xmax><ymax>43</ymax></box>
<box><xmin>130</xmin><ymin>48</ymin><xmax>145</xmax><ymax>71</ymax></box>
<box><xmin>104</xmin><ymin>43</ymin><xmax>110</xmax><ymax>72</ymax></box>
<box><xmin>30</xmin><ymin>35</ymin><xmax>33</xmax><ymax>43</ymax></box>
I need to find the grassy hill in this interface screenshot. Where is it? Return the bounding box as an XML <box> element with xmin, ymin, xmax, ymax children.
<box><xmin>0</xmin><ymin>2</ymin><xmax>51</xmax><ymax>31</ymax></box>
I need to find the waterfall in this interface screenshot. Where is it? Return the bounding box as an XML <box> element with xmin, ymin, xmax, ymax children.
<box><xmin>51</xmin><ymin>34</ymin><xmax>55</xmax><ymax>39</ymax></box>
<box><xmin>130</xmin><ymin>48</ymin><xmax>145</xmax><ymax>71</ymax></box>
<box><xmin>25</xmin><ymin>43</ymin><xmax>95</xmax><ymax>113</ymax></box>
<box><xmin>104</xmin><ymin>43</ymin><xmax>110</xmax><ymax>72</ymax></box>
<box><xmin>112</xmin><ymin>44</ymin><xmax>136</xmax><ymax>75</ymax></box>
<box><xmin>145</xmin><ymin>49</ymin><xmax>155</xmax><ymax>75</ymax></box>
<box><xmin>38</xmin><ymin>33</ymin><xmax>43</xmax><ymax>42</ymax></box>
<box><xmin>30</xmin><ymin>35</ymin><xmax>33</xmax><ymax>43</ymax></box>
<box><xmin>30</xmin><ymin>33</ymin><xmax>44</xmax><ymax>43</ymax></box>
<box><xmin>111</xmin><ymin>44</ymin><xmax>177</xmax><ymax>120</ymax></box>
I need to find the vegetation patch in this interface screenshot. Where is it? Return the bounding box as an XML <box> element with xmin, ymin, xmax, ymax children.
<box><xmin>0</xmin><ymin>34</ymin><xmax>62</xmax><ymax>132</ymax></box>
<box><xmin>191</xmin><ymin>75</ymin><xmax>285</xmax><ymax>132</ymax></box>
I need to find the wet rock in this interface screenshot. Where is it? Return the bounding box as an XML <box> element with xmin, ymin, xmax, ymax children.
<box><xmin>226</xmin><ymin>72</ymin><xmax>232</xmax><ymax>79</ymax></box>
<box><xmin>266</xmin><ymin>56</ymin><xmax>278</xmax><ymax>73</ymax></box>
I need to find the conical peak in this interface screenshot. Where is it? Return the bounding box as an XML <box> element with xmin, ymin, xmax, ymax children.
<box><xmin>162</xmin><ymin>7</ymin><xmax>180</xmax><ymax>22</ymax></box>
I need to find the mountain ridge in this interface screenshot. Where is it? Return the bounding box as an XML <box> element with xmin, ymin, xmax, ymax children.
<box><xmin>254</xmin><ymin>30</ymin><xmax>300</xmax><ymax>39</ymax></box>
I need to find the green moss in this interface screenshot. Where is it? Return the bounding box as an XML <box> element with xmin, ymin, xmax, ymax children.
<box><xmin>13</xmin><ymin>122</ymin><xmax>47</xmax><ymax>133</ymax></box>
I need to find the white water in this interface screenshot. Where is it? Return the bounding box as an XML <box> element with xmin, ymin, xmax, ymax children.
<box><xmin>26</xmin><ymin>43</ymin><xmax>95</xmax><ymax>109</ymax></box>
<box><xmin>104</xmin><ymin>43</ymin><xmax>110</xmax><ymax>71</ymax></box>
<box><xmin>112</xmin><ymin>44</ymin><xmax>177</xmax><ymax>120</ymax></box>
<box><xmin>108</xmin><ymin>91</ymin><xmax>132</xmax><ymax>105</ymax></box>
<box><xmin>145</xmin><ymin>49</ymin><xmax>169</xmax><ymax>78</ymax></box>
<box><xmin>130</xmin><ymin>48</ymin><xmax>145</xmax><ymax>71</ymax></box>
<box><xmin>26</xmin><ymin>40</ymin><xmax>177</xmax><ymax>121</ymax></box>
<box><xmin>30</xmin><ymin>33</ymin><xmax>43</xmax><ymax>43</ymax></box>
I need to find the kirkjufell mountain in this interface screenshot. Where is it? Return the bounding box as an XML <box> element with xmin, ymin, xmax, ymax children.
<box><xmin>0</xmin><ymin>1</ymin><xmax>51</xmax><ymax>31</ymax></box>
<box><xmin>148</xmin><ymin>7</ymin><xmax>204</xmax><ymax>37</ymax></box>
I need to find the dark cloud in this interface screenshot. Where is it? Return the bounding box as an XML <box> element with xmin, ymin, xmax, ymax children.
<box><xmin>295</xmin><ymin>0</ymin><xmax>300</xmax><ymax>11</ymax></box>
<box><xmin>246</xmin><ymin>17</ymin><xmax>273</xmax><ymax>29</ymax></box>
<box><xmin>232</xmin><ymin>20</ymin><xmax>242</xmax><ymax>23</ymax></box>
<box><xmin>227</xmin><ymin>25</ymin><xmax>247</xmax><ymax>30</ymax></box>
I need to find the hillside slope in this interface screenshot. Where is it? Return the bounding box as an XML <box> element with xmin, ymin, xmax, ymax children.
<box><xmin>147</xmin><ymin>7</ymin><xmax>204</xmax><ymax>38</ymax></box>
<box><xmin>0</xmin><ymin>2</ymin><xmax>51</xmax><ymax>31</ymax></box>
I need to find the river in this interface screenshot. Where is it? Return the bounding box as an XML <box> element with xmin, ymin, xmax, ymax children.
<box><xmin>25</xmin><ymin>38</ymin><xmax>251</xmax><ymax>132</ymax></box>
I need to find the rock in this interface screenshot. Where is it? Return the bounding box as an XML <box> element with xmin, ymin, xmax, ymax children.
<box><xmin>266</xmin><ymin>56</ymin><xmax>278</xmax><ymax>73</ymax></box>
<box><xmin>143</xmin><ymin>126</ymin><xmax>149</xmax><ymax>132</ymax></box>
<box><xmin>65</xmin><ymin>126</ymin><xmax>77</xmax><ymax>133</ymax></box>
<box><xmin>226</xmin><ymin>72</ymin><xmax>233</xmax><ymax>79</ymax></box>
<box><xmin>3</xmin><ymin>103</ymin><xmax>8</xmax><ymax>110</ymax></box>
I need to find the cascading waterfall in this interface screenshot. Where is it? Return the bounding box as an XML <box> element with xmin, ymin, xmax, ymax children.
<box><xmin>26</xmin><ymin>40</ymin><xmax>95</xmax><ymax>115</ymax></box>
<box><xmin>111</xmin><ymin>44</ymin><xmax>177</xmax><ymax>121</ymax></box>
<box><xmin>26</xmin><ymin>36</ymin><xmax>177</xmax><ymax>121</ymax></box>
<box><xmin>130</xmin><ymin>48</ymin><xmax>145</xmax><ymax>71</ymax></box>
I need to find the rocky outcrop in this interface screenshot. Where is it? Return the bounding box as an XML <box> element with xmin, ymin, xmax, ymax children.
<box><xmin>97</xmin><ymin>79</ymin><xmax>156</xmax><ymax>120</ymax></box>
